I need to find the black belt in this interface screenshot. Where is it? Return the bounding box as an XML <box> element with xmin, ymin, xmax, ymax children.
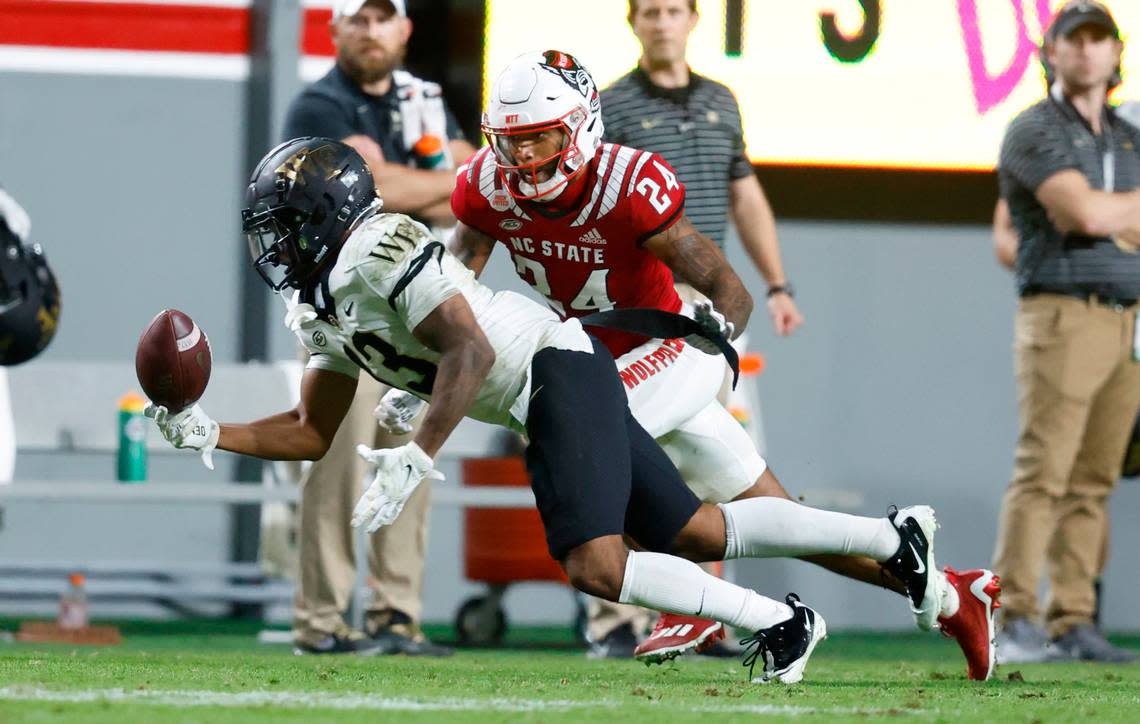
<box><xmin>579</xmin><ymin>308</ymin><xmax>740</xmax><ymax>389</ymax></box>
<box><xmin>1021</xmin><ymin>289</ymin><xmax>1138</xmax><ymax>309</ymax></box>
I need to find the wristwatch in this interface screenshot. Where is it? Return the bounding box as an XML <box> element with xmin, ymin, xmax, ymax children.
<box><xmin>766</xmin><ymin>283</ymin><xmax>795</xmax><ymax>299</ymax></box>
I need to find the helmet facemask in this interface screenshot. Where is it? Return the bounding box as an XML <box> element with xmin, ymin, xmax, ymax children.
<box><xmin>484</xmin><ymin>107</ymin><xmax>589</xmax><ymax>202</ymax></box>
<box><xmin>242</xmin><ymin>206</ymin><xmax>329</xmax><ymax>292</ymax></box>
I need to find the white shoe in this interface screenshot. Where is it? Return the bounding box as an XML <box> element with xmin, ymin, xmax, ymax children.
<box><xmin>741</xmin><ymin>593</ymin><xmax>828</xmax><ymax>684</ymax></box>
<box><xmin>883</xmin><ymin>505</ymin><xmax>943</xmax><ymax>630</ymax></box>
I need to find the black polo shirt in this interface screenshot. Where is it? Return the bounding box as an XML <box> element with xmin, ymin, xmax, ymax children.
<box><xmin>999</xmin><ymin>94</ymin><xmax>1140</xmax><ymax>299</ymax></box>
<box><xmin>601</xmin><ymin>67</ymin><xmax>753</xmax><ymax>248</ymax></box>
<box><xmin>282</xmin><ymin>64</ymin><xmax>463</xmax><ymax>165</ymax></box>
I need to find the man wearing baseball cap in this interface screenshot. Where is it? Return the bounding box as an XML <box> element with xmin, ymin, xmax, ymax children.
<box><xmin>281</xmin><ymin>0</ymin><xmax>475</xmax><ymax>656</ymax></box>
<box><xmin>993</xmin><ymin>0</ymin><xmax>1140</xmax><ymax>664</ymax></box>
<box><xmin>334</xmin><ymin>0</ymin><xmax>404</xmax><ymax>20</ymax></box>
<box><xmin>1048</xmin><ymin>1</ymin><xmax>1119</xmax><ymax>41</ymax></box>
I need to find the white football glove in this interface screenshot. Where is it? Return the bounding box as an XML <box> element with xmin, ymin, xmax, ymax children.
<box><xmin>282</xmin><ymin>291</ymin><xmax>320</xmax><ymax>333</ymax></box>
<box><xmin>144</xmin><ymin>403</ymin><xmax>220</xmax><ymax>470</ymax></box>
<box><xmin>352</xmin><ymin>442</ymin><xmax>444</xmax><ymax>532</ymax></box>
<box><xmin>685</xmin><ymin>301</ymin><xmax>734</xmax><ymax>355</ymax></box>
<box><xmin>373</xmin><ymin>389</ymin><xmax>427</xmax><ymax>435</ymax></box>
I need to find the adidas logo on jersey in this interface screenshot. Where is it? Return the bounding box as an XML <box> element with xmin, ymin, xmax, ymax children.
<box><xmin>579</xmin><ymin>228</ymin><xmax>607</xmax><ymax>245</ymax></box>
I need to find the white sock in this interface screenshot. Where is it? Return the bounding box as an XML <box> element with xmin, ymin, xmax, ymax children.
<box><xmin>939</xmin><ymin>572</ymin><xmax>960</xmax><ymax>618</ymax></box>
<box><xmin>720</xmin><ymin>497</ymin><xmax>901</xmax><ymax>561</ymax></box>
<box><xmin>618</xmin><ymin>551</ymin><xmax>792</xmax><ymax>631</ymax></box>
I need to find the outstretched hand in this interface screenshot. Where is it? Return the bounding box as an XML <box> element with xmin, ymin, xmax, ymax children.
<box><xmin>144</xmin><ymin>402</ymin><xmax>219</xmax><ymax>470</ymax></box>
<box><xmin>352</xmin><ymin>442</ymin><xmax>444</xmax><ymax>532</ymax></box>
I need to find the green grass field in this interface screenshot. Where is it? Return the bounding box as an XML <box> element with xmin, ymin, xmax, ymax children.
<box><xmin>1</xmin><ymin>620</ymin><xmax>1137</xmax><ymax>722</ymax></box>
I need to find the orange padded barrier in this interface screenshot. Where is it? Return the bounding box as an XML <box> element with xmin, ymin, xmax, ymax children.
<box><xmin>462</xmin><ymin>457</ymin><xmax>567</xmax><ymax>585</ymax></box>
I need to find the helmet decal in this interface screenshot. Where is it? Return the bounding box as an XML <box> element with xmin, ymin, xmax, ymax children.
<box><xmin>538</xmin><ymin>50</ymin><xmax>599</xmax><ymax>112</ymax></box>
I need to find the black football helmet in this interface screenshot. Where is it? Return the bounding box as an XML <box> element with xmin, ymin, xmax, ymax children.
<box><xmin>242</xmin><ymin>137</ymin><xmax>378</xmax><ymax>291</ymax></box>
<box><xmin>0</xmin><ymin>217</ymin><xmax>60</xmax><ymax>366</ymax></box>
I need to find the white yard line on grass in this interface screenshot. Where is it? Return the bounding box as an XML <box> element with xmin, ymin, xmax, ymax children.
<box><xmin>0</xmin><ymin>686</ymin><xmax>924</xmax><ymax>716</ymax></box>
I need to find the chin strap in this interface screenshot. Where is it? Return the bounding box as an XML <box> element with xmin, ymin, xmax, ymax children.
<box><xmin>578</xmin><ymin>308</ymin><xmax>740</xmax><ymax>389</ymax></box>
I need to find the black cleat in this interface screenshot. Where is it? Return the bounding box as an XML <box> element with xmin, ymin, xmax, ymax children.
<box><xmin>740</xmin><ymin>593</ymin><xmax>827</xmax><ymax>684</ymax></box>
<box><xmin>882</xmin><ymin>505</ymin><xmax>942</xmax><ymax>630</ymax></box>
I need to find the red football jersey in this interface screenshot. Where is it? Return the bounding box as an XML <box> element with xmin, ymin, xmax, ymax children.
<box><xmin>453</xmin><ymin>144</ymin><xmax>685</xmax><ymax>356</ymax></box>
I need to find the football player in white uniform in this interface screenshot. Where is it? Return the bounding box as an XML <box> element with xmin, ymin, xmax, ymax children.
<box><xmin>148</xmin><ymin>138</ymin><xmax>987</xmax><ymax>682</ymax></box>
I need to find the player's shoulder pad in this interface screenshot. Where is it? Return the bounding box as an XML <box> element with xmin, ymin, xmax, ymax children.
<box><xmin>341</xmin><ymin>213</ymin><xmax>436</xmax><ymax>276</ymax></box>
<box><xmin>457</xmin><ymin>146</ymin><xmax>494</xmax><ymax>190</ymax></box>
<box><xmin>341</xmin><ymin>213</ymin><xmax>446</xmax><ymax>310</ymax></box>
<box><xmin>452</xmin><ymin>147</ymin><xmax>496</xmax><ymax>217</ymax></box>
<box><xmin>623</xmin><ymin>148</ymin><xmax>684</xmax><ymax>198</ymax></box>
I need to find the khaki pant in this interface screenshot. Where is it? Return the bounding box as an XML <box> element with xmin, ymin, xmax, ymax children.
<box><xmin>587</xmin><ymin>283</ymin><xmax>737</xmax><ymax>642</ymax></box>
<box><xmin>993</xmin><ymin>294</ymin><xmax>1140</xmax><ymax>638</ymax></box>
<box><xmin>292</xmin><ymin>372</ymin><xmax>432</xmax><ymax>642</ymax></box>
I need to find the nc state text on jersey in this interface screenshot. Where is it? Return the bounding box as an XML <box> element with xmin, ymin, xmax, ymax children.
<box><xmin>508</xmin><ymin>236</ymin><xmax>606</xmax><ymax>264</ymax></box>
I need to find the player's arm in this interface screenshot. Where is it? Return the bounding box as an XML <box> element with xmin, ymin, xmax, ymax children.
<box><xmin>992</xmin><ymin>199</ymin><xmax>1018</xmax><ymax>270</ymax></box>
<box><xmin>350</xmin><ymin>263</ymin><xmax>495</xmax><ymax>533</ymax></box>
<box><xmin>341</xmin><ymin>136</ymin><xmax>476</xmax><ymax>221</ymax></box>
<box><xmin>148</xmin><ymin>365</ymin><xmax>358</xmax><ymax>466</ymax></box>
<box><xmin>216</xmin><ymin>367</ymin><xmax>357</xmax><ymax>461</ymax></box>
<box><xmin>408</xmin><ymin>295</ymin><xmax>496</xmax><ymax>457</ymax></box>
<box><xmin>448</xmin><ymin>221</ymin><xmax>496</xmax><ymax>277</ymax></box>
<box><xmin>644</xmin><ymin>215</ymin><xmax>754</xmax><ymax>339</ymax></box>
<box><xmin>730</xmin><ymin>173</ymin><xmax>803</xmax><ymax>336</ymax></box>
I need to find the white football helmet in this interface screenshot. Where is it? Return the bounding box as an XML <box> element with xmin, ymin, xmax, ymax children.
<box><xmin>482</xmin><ymin>50</ymin><xmax>604</xmax><ymax>201</ymax></box>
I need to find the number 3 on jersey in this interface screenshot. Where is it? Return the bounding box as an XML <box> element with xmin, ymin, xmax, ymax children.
<box><xmin>636</xmin><ymin>161</ymin><xmax>679</xmax><ymax>215</ymax></box>
<box><xmin>514</xmin><ymin>256</ymin><xmax>612</xmax><ymax>315</ymax></box>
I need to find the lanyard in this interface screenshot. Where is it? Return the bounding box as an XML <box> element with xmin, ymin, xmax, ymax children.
<box><xmin>1051</xmin><ymin>82</ymin><xmax>1115</xmax><ymax>191</ymax></box>
<box><xmin>1104</xmin><ymin>123</ymin><xmax>1116</xmax><ymax>192</ymax></box>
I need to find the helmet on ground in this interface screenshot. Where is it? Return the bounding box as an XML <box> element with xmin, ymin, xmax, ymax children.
<box><xmin>242</xmin><ymin>137</ymin><xmax>378</xmax><ymax>291</ymax></box>
<box><xmin>482</xmin><ymin>50</ymin><xmax>603</xmax><ymax>201</ymax></box>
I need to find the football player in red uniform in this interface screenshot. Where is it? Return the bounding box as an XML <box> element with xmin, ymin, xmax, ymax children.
<box><xmin>439</xmin><ymin>50</ymin><xmax>999</xmax><ymax>680</ymax></box>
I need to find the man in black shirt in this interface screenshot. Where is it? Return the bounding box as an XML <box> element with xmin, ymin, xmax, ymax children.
<box><xmin>994</xmin><ymin>0</ymin><xmax>1140</xmax><ymax>664</ymax></box>
<box><xmin>280</xmin><ymin>0</ymin><xmax>475</xmax><ymax>657</ymax></box>
<box><xmin>284</xmin><ymin>0</ymin><xmax>474</xmax><ymax>227</ymax></box>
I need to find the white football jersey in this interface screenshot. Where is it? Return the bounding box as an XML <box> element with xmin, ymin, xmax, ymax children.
<box><xmin>286</xmin><ymin>212</ymin><xmax>591</xmax><ymax>429</ymax></box>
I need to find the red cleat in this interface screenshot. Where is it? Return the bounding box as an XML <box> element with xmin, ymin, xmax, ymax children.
<box><xmin>938</xmin><ymin>566</ymin><xmax>1001</xmax><ymax>681</ymax></box>
<box><xmin>634</xmin><ymin>613</ymin><xmax>724</xmax><ymax>665</ymax></box>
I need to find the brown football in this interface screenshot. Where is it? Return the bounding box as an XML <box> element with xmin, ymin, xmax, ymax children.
<box><xmin>135</xmin><ymin>309</ymin><xmax>212</xmax><ymax>413</ymax></box>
